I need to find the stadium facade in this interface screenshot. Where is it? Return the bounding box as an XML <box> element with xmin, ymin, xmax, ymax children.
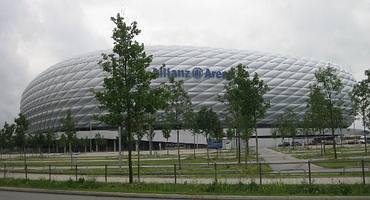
<box><xmin>20</xmin><ymin>46</ymin><xmax>356</xmax><ymax>149</ymax></box>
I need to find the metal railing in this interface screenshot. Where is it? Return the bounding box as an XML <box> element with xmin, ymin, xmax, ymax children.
<box><xmin>0</xmin><ymin>160</ymin><xmax>368</xmax><ymax>185</ymax></box>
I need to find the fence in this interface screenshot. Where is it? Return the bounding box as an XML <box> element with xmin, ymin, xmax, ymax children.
<box><xmin>0</xmin><ymin>160</ymin><xmax>369</xmax><ymax>185</ymax></box>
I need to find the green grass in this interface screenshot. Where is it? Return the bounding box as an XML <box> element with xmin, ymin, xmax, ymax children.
<box><xmin>0</xmin><ymin>178</ymin><xmax>369</xmax><ymax>196</ymax></box>
<box><xmin>0</xmin><ymin>162</ymin><xmax>270</xmax><ymax>179</ymax></box>
<box><xmin>0</xmin><ymin>150</ymin><xmax>249</xmax><ymax>167</ymax></box>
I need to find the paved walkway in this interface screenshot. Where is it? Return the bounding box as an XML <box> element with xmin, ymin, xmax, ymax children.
<box><xmin>259</xmin><ymin>148</ymin><xmax>324</xmax><ymax>173</ymax></box>
<box><xmin>259</xmin><ymin>148</ymin><xmax>367</xmax><ymax>173</ymax></box>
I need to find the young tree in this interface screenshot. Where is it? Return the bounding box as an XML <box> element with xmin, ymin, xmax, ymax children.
<box><xmin>45</xmin><ymin>130</ymin><xmax>56</xmax><ymax>154</ymax></box>
<box><xmin>80</xmin><ymin>137</ymin><xmax>89</xmax><ymax>153</ymax></box>
<box><xmin>36</xmin><ymin>133</ymin><xmax>46</xmax><ymax>156</ymax></box>
<box><xmin>14</xmin><ymin>113</ymin><xmax>28</xmax><ymax>163</ymax></box>
<box><xmin>94</xmin><ymin>13</ymin><xmax>167</xmax><ymax>183</ymax></box>
<box><xmin>272</xmin><ymin>108</ymin><xmax>299</xmax><ymax>149</ymax></box>
<box><xmin>240</xmin><ymin>127</ymin><xmax>253</xmax><ymax>164</ymax></box>
<box><xmin>135</xmin><ymin>124</ymin><xmax>145</xmax><ymax>181</ymax></box>
<box><xmin>61</xmin><ymin>111</ymin><xmax>76</xmax><ymax>166</ymax></box>
<box><xmin>221</xmin><ymin>64</ymin><xmax>270</xmax><ymax>163</ymax></box>
<box><xmin>300</xmin><ymin>113</ymin><xmax>313</xmax><ymax>149</ymax></box>
<box><xmin>351</xmin><ymin>79</ymin><xmax>370</xmax><ymax>154</ymax></box>
<box><xmin>61</xmin><ymin>111</ymin><xmax>76</xmax><ymax>155</ymax></box>
<box><xmin>2</xmin><ymin>122</ymin><xmax>14</xmax><ymax>153</ymax></box>
<box><xmin>0</xmin><ymin>127</ymin><xmax>4</xmax><ymax>159</ymax></box>
<box><xmin>314</xmin><ymin>66</ymin><xmax>344</xmax><ymax>159</ymax></box>
<box><xmin>184</xmin><ymin>110</ymin><xmax>199</xmax><ymax>159</ymax></box>
<box><xmin>161</xmin><ymin>120</ymin><xmax>172</xmax><ymax>156</ymax></box>
<box><xmin>145</xmin><ymin>114</ymin><xmax>156</xmax><ymax>156</ymax></box>
<box><xmin>95</xmin><ymin>133</ymin><xmax>105</xmax><ymax>152</ymax></box>
<box><xmin>59</xmin><ymin>134</ymin><xmax>67</xmax><ymax>153</ymax></box>
<box><xmin>195</xmin><ymin>106</ymin><xmax>221</xmax><ymax>165</ymax></box>
<box><xmin>306</xmin><ymin>86</ymin><xmax>329</xmax><ymax>155</ymax></box>
<box><xmin>164</xmin><ymin>77</ymin><xmax>192</xmax><ymax>169</ymax></box>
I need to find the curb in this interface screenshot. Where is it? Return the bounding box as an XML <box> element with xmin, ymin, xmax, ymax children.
<box><xmin>0</xmin><ymin>187</ymin><xmax>370</xmax><ymax>200</ymax></box>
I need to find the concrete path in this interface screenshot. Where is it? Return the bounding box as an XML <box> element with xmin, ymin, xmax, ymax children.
<box><xmin>259</xmin><ymin>148</ymin><xmax>368</xmax><ymax>173</ymax></box>
<box><xmin>259</xmin><ymin>148</ymin><xmax>324</xmax><ymax>173</ymax></box>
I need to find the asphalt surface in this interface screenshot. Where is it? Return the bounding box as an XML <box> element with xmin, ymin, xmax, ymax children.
<box><xmin>1</xmin><ymin>189</ymin><xmax>370</xmax><ymax>200</ymax></box>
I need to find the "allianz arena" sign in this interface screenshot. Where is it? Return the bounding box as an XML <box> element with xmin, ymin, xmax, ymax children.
<box><xmin>152</xmin><ymin>67</ymin><xmax>226</xmax><ymax>79</ymax></box>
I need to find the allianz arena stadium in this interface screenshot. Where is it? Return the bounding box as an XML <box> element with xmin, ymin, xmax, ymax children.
<box><xmin>20</xmin><ymin>46</ymin><xmax>356</xmax><ymax>149</ymax></box>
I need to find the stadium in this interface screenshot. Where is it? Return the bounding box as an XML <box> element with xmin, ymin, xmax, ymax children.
<box><xmin>20</xmin><ymin>46</ymin><xmax>356</xmax><ymax>151</ymax></box>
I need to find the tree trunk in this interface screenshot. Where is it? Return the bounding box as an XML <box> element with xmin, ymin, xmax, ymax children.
<box><xmin>254</xmin><ymin>115</ymin><xmax>259</xmax><ymax>164</ymax></box>
<box><xmin>177</xmin><ymin>129</ymin><xmax>181</xmax><ymax>169</ymax></box>
<box><xmin>244</xmin><ymin>139</ymin><xmax>249</xmax><ymax>165</ymax></box>
<box><xmin>166</xmin><ymin>138</ymin><xmax>169</xmax><ymax>156</ymax></box>
<box><xmin>193</xmin><ymin>133</ymin><xmax>196</xmax><ymax>159</ymax></box>
<box><xmin>331</xmin><ymin>127</ymin><xmax>337</xmax><ymax>159</ymax></box>
<box><xmin>363</xmin><ymin>110</ymin><xmax>368</xmax><ymax>154</ymax></box>
<box><xmin>329</xmin><ymin>103</ymin><xmax>337</xmax><ymax>159</ymax></box>
<box><xmin>137</xmin><ymin>140</ymin><xmax>141</xmax><ymax>182</ymax></box>
<box><xmin>149</xmin><ymin>125</ymin><xmax>153</xmax><ymax>156</ymax></box>
<box><xmin>237</xmin><ymin>130</ymin><xmax>241</xmax><ymax>164</ymax></box>
<box><xmin>23</xmin><ymin>147</ymin><xmax>27</xmax><ymax>166</ymax></box>
<box><xmin>48</xmin><ymin>145</ymin><xmax>51</xmax><ymax>154</ymax></box>
<box><xmin>255</xmin><ymin>127</ymin><xmax>259</xmax><ymax>164</ymax></box>
<box><xmin>206</xmin><ymin>135</ymin><xmax>210</xmax><ymax>166</ymax></box>
<box><xmin>128</xmin><ymin>130</ymin><xmax>133</xmax><ymax>183</ymax></box>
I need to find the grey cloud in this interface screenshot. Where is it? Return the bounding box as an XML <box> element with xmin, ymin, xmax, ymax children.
<box><xmin>120</xmin><ymin>0</ymin><xmax>369</xmax><ymax>80</ymax></box>
<box><xmin>1</xmin><ymin>0</ymin><xmax>369</xmax><ymax>128</ymax></box>
<box><xmin>0</xmin><ymin>0</ymin><xmax>108</xmax><ymax>126</ymax></box>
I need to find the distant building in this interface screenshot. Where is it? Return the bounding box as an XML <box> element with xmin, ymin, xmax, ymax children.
<box><xmin>20</xmin><ymin>46</ymin><xmax>356</xmax><ymax>150</ymax></box>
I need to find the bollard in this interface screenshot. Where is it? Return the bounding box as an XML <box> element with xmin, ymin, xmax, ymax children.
<box><xmin>362</xmin><ymin>160</ymin><xmax>365</xmax><ymax>185</ymax></box>
<box><xmin>174</xmin><ymin>164</ymin><xmax>177</xmax><ymax>184</ymax></box>
<box><xmin>105</xmin><ymin>165</ymin><xmax>107</xmax><ymax>183</ymax></box>
<box><xmin>25</xmin><ymin>164</ymin><xmax>28</xmax><ymax>180</ymax></box>
<box><xmin>258</xmin><ymin>162</ymin><xmax>262</xmax><ymax>185</ymax></box>
<box><xmin>75</xmin><ymin>165</ymin><xmax>78</xmax><ymax>181</ymax></box>
<box><xmin>48</xmin><ymin>165</ymin><xmax>51</xmax><ymax>181</ymax></box>
<box><xmin>3</xmin><ymin>164</ymin><xmax>6</xmax><ymax>178</ymax></box>
<box><xmin>214</xmin><ymin>163</ymin><xmax>218</xmax><ymax>183</ymax></box>
<box><xmin>308</xmin><ymin>161</ymin><xmax>312</xmax><ymax>185</ymax></box>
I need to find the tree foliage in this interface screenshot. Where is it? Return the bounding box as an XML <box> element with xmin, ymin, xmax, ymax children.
<box><xmin>351</xmin><ymin>79</ymin><xmax>370</xmax><ymax>153</ymax></box>
<box><xmin>94</xmin><ymin>13</ymin><xmax>167</xmax><ymax>183</ymax></box>
<box><xmin>194</xmin><ymin>106</ymin><xmax>222</xmax><ymax>164</ymax></box>
<box><xmin>313</xmin><ymin>66</ymin><xmax>344</xmax><ymax>159</ymax></box>
<box><xmin>272</xmin><ymin>108</ymin><xmax>299</xmax><ymax>148</ymax></box>
<box><xmin>220</xmin><ymin>64</ymin><xmax>270</xmax><ymax>163</ymax></box>
<box><xmin>61</xmin><ymin>110</ymin><xmax>76</xmax><ymax>154</ymax></box>
<box><xmin>163</xmin><ymin>77</ymin><xmax>192</xmax><ymax>169</ymax></box>
<box><xmin>14</xmin><ymin>113</ymin><xmax>28</xmax><ymax>152</ymax></box>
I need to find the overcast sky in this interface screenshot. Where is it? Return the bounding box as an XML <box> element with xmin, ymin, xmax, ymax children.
<box><xmin>0</xmin><ymin>0</ymin><xmax>369</xmax><ymax>128</ymax></box>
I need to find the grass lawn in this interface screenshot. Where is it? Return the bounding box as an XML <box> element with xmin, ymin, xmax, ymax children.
<box><xmin>272</xmin><ymin>145</ymin><xmax>370</xmax><ymax>169</ymax></box>
<box><xmin>0</xmin><ymin>178</ymin><xmax>369</xmax><ymax>196</ymax></box>
<box><xmin>0</xmin><ymin>150</ymin><xmax>266</xmax><ymax>179</ymax></box>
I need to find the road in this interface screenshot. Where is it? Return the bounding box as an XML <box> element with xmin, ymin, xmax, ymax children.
<box><xmin>0</xmin><ymin>190</ymin><xmax>171</xmax><ymax>200</ymax></box>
